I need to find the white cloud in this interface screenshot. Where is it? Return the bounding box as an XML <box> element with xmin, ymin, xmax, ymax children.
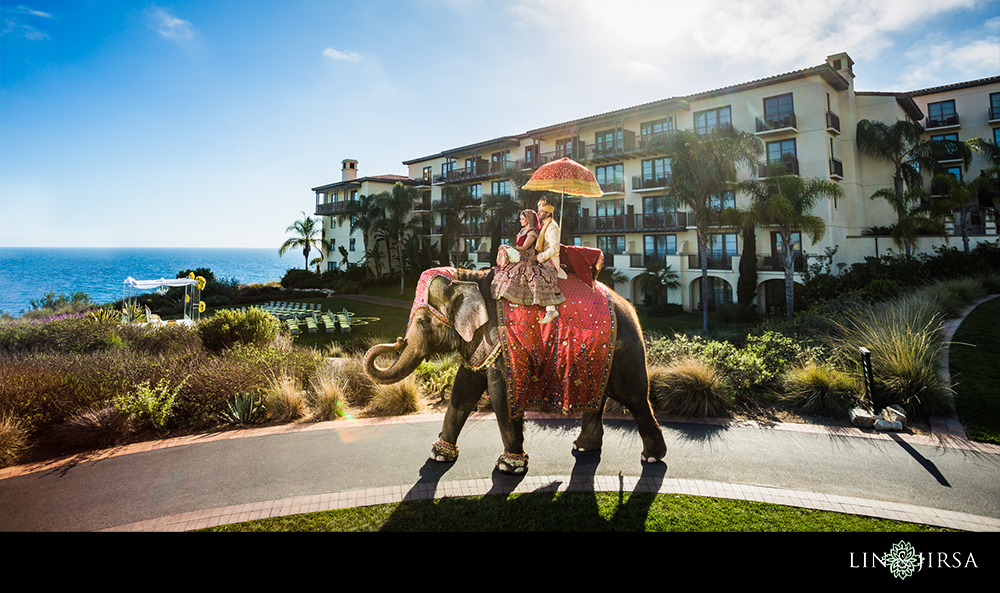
<box><xmin>17</xmin><ymin>6</ymin><xmax>52</xmax><ymax>18</ymax></box>
<box><xmin>322</xmin><ymin>47</ymin><xmax>363</xmax><ymax>62</ymax></box>
<box><xmin>899</xmin><ymin>34</ymin><xmax>1000</xmax><ymax>89</ymax></box>
<box><xmin>148</xmin><ymin>7</ymin><xmax>194</xmax><ymax>43</ymax></box>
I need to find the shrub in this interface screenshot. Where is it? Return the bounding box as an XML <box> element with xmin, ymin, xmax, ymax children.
<box><xmin>113</xmin><ymin>377</ymin><xmax>186</xmax><ymax>429</ymax></box>
<box><xmin>716</xmin><ymin>302</ymin><xmax>758</xmax><ymax>324</ymax></box>
<box><xmin>309</xmin><ymin>367</ymin><xmax>347</xmax><ymax>421</ymax></box>
<box><xmin>415</xmin><ymin>354</ymin><xmax>460</xmax><ymax>400</ymax></box>
<box><xmin>197</xmin><ymin>307</ymin><xmax>280</xmax><ymax>352</ymax></box>
<box><xmin>366</xmin><ymin>376</ymin><xmax>421</xmax><ymax>417</ymax></box>
<box><xmin>0</xmin><ymin>315</ymin><xmax>126</xmax><ymax>354</ymax></box>
<box><xmin>783</xmin><ymin>361</ymin><xmax>860</xmax><ymax>417</ymax></box>
<box><xmin>51</xmin><ymin>406</ymin><xmax>134</xmax><ymax>449</ymax></box>
<box><xmin>281</xmin><ymin>268</ymin><xmax>323</xmax><ymax>289</ymax></box>
<box><xmin>0</xmin><ymin>412</ymin><xmax>28</xmax><ymax>468</ymax></box>
<box><xmin>263</xmin><ymin>374</ymin><xmax>308</xmax><ymax>422</ymax></box>
<box><xmin>650</xmin><ymin>357</ymin><xmax>733</xmax><ymax>417</ymax></box>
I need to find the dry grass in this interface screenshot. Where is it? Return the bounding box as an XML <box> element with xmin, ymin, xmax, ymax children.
<box><xmin>366</xmin><ymin>376</ymin><xmax>422</xmax><ymax>417</ymax></box>
<box><xmin>309</xmin><ymin>364</ymin><xmax>347</xmax><ymax>421</ymax></box>
<box><xmin>0</xmin><ymin>412</ymin><xmax>29</xmax><ymax>468</ymax></box>
<box><xmin>50</xmin><ymin>406</ymin><xmax>134</xmax><ymax>450</ymax></box>
<box><xmin>334</xmin><ymin>356</ymin><xmax>379</xmax><ymax>407</ymax></box>
<box><xmin>650</xmin><ymin>357</ymin><xmax>733</xmax><ymax>417</ymax></box>
<box><xmin>263</xmin><ymin>374</ymin><xmax>309</xmax><ymax>422</ymax></box>
<box><xmin>783</xmin><ymin>361</ymin><xmax>861</xmax><ymax>417</ymax></box>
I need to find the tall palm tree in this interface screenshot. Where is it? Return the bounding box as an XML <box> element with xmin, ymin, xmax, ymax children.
<box><xmin>930</xmin><ymin>172</ymin><xmax>995</xmax><ymax>253</ymax></box>
<box><xmin>336</xmin><ymin>193</ymin><xmax>382</xmax><ymax>276</ymax></box>
<box><xmin>652</xmin><ymin>125</ymin><xmax>763</xmax><ymax>332</ymax></box>
<box><xmin>856</xmin><ymin>119</ymin><xmax>972</xmax><ymax>256</ymax></box>
<box><xmin>737</xmin><ymin>171</ymin><xmax>841</xmax><ymax>319</ymax></box>
<box><xmin>634</xmin><ymin>260</ymin><xmax>681</xmax><ymax>307</ymax></box>
<box><xmin>375</xmin><ymin>182</ymin><xmax>418</xmax><ymax>294</ymax></box>
<box><xmin>482</xmin><ymin>192</ymin><xmax>524</xmax><ymax>266</ymax></box>
<box><xmin>279</xmin><ymin>212</ymin><xmax>326</xmax><ymax>270</ymax></box>
<box><xmin>433</xmin><ymin>186</ymin><xmax>470</xmax><ymax>266</ymax></box>
<box><xmin>869</xmin><ymin>186</ymin><xmax>945</xmax><ymax>255</ymax></box>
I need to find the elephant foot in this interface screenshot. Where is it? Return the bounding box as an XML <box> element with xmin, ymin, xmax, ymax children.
<box><xmin>572</xmin><ymin>438</ymin><xmax>602</xmax><ymax>453</ymax></box>
<box><xmin>641</xmin><ymin>444</ymin><xmax>667</xmax><ymax>464</ymax></box>
<box><xmin>430</xmin><ymin>436</ymin><xmax>459</xmax><ymax>463</ymax></box>
<box><xmin>496</xmin><ymin>451</ymin><xmax>529</xmax><ymax>474</ymax></box>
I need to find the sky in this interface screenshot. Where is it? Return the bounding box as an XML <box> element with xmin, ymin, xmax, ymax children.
<box><xmin>2</xmin><ymin>0</ymin><xmax>998</xmax><ymax>249</ymax></box>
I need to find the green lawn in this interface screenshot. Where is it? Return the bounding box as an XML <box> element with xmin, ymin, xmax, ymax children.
<box><xmin>199</xmin><ymin>491</ymin><xmax>950</xmax><ymax>532</ymax></box>
<box><xmin>949</xmin><ymin>295</ymin><xmax>1000</xmax><ymax>444</ymax></box>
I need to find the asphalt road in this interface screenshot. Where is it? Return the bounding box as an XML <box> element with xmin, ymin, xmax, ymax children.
<box><xmin>1</xmin><ymin>413</ymin><xmax>998</xmax><ymax>532</ymax></box>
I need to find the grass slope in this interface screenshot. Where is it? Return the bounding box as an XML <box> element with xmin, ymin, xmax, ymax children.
<box><xmin>949</xmin><ymin>295</ymin><xmax>1000</xmax><ymax>444</ymax></box>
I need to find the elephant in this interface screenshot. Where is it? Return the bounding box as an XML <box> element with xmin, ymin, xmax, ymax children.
<box><xmin>363</xmin><ymin>267</ymin><xmax>667</xmax><ymax>474</ymax></box>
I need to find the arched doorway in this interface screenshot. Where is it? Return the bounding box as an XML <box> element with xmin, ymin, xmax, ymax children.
<box><xmin>689</xmin><ymin>276</ymin><xmax>733</xmax><ymax>312</ymax></box>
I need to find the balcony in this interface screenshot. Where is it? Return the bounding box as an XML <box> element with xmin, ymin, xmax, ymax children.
<box><xmin>756</xmin><ymin>111</ymin><xmax>797</xmax><ymax>134</ymax></box>
<box><xmin>412</xmin><ymin>196</ymin><xmax>432</xmax><ymax>211</ymax></box>
<box><xmin>432</xmin><ymin>159</ymin><xmax>516</xmax><ymax>184</ymax></box>
<box><xmin>632</xmin><ymin>173</ymin><xmax>672</xmax><ymax>191</ymax></box>
<box><xmin>826</xmin><ymin>111</ymin><xmax>841</xmax><ymax>134</ymax></box>
<box><xmin>630</xmin><ymin>253</ymin><xmax>676</xmax><ymax>268</ymax></box>
<box><xmin>759</xmin><ymin>158</ymin><xmax>800</xmax><ymax>177</ymax></box>
<box><xmin>829</xmin><ymin>157</ymin><xmax>844</xmax><ymax>179</ymax></box>
<box><xmin>687</xmin><ymin>254</ymin><xmax>732</xmax><ymax>270</ymax></box>
<box><xmin>315</xmin><ymin>201</ymin><xmax>355</xmax><ymax>216</ymax></box>
<box><xmin>460</xmin><ymin>222</ymin><xmax>486</xmax><ymax>236</ymax></box>
<box><xmin>758</xmin><ymin>254</ymin><xmax>805</xmax><ymax>272</ymax></box>
<box><xmin>925</xmin><ymin>113</ymin><xmax>960</xmax><ymax>130</ymax></box>
<box><xmin>598</xmin><ymin>179</ymin><xmax>625</xmax><ymax>194</ymax></box>
<box><xmin>568</xmin><ymin>211</ymin><xmax>690</xmax><ymax>234</ymax></box>
<box><xmin>634</xmin><ymin>131</ymin><xmax>673</xmax><ymax>155</ymax></box>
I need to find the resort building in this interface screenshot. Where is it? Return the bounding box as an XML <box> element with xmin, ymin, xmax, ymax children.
<box><xmin>312</xmin><ymin>52</ymin><xmax>1000</xmax><ymax>312</ymax></box>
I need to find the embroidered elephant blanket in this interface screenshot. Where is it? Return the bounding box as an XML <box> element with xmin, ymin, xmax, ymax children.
<box><xmin>497</xmin><ymin>273</ymin><xmax>616</xmax><ymax>419</ymax></box>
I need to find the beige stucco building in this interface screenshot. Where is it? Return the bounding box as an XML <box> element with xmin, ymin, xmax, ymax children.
<box><xmin>313</xmin><ymin>53</ymin><xmax>999</xmax><ymax>311</ymax></box>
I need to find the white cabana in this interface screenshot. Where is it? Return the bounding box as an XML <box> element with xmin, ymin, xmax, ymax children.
<box><xmin>123</xmin><ymin>276</ymin><xmax>203</xmax><ymax>324</ymax></box>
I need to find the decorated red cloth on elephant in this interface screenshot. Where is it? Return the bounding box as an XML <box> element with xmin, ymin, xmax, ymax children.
<box><xmin>497</xmin><ymin>272</ymin><xmax>616</xmax><ymax>419</ymax></box>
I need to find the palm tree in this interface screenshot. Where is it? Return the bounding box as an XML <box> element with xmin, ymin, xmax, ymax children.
<box><xmin>869</xmin><ymin>186</ymin><xmax>946</xmax><ymax>255</ymax></box>
<box><xmin>374</xmin><ymin>182</ymin><xmax>418</xmax><ymax>294</ymax></box>
<box><xmin>737</xmin><ymin>170</ymin><xmax>841</xmax><ymax>320</ymax></box>
<box><xmin>931</xmin><ymin>172</ymin><xmax>995</xmax><ymax>253</ymax></box>
<box><xmin>634</xmin><ymin>261</ymin><xmax>681</xmax><ymax>307</ymax></box>
<box><xmin>279</xmin><ymin>212</ymin><xmax>326</xmax><ymax>270</ymax></box>
<box><xmin>482</xmin><ymin>192</ymin><xmax>524</xmax><ymax>266</ymax></box>
<box><xmin>652</xmin><ymin>125</ymin><xmax>763</xmax><ymax>332</ymax></box>
<box><xmin>433</xmin><ymin>186</ymin><xmax>470</xmax><ymax>266</ymax></box>
<box><xmin>336</xmin><ymin>193</ymin><xmax>382</xmax><ymax>277</ymax></box>
<box><xmin>720</xmin><ymin>204</ymin><xmax>761</xmax><ymax>310</ymax></box>
<box><xmin>856</xmin><ymin>119</ymin><xmax>972</xmax><ymax>256</ymax></box>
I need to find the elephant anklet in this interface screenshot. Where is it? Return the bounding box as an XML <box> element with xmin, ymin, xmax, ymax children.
<box><xmin>497</xmin><ymin>451</ymin><xmax>528</xmax><ymax>470</ymax></box>
<box><xmin>431</xmin><ymin>436</ymin><xmax>459</xmax><ymax>462</ymax></box>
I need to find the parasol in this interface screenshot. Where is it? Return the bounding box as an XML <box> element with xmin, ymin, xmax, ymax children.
<box><xmin>521</xmin><ymin>157</ymin><xmax>603</xmax><ymax>227</ymax></box>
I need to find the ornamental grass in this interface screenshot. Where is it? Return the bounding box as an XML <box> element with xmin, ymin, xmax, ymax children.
<box><xmin>366</xmin><ymin>376</ymin><xmax>421</xmax><ymax>417</ymax></box>
<box><xmin>650</xmin><ymin>357</ymin><xmax>733</xmax><ymax>418</ymax></box>
<box><xmin>782</xmin><ymin>361</ymin><xmax>861</xmax><ymax>417</ymax></box>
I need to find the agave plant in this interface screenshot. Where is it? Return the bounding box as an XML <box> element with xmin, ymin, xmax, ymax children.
<box><xmin>221</xmin><ymin>392</ymin><xmax>267</xmax><ymax>427</ymax></box>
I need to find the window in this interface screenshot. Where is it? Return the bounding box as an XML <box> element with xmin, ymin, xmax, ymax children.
<box><xmin>350</xmin><ymin>190</ymin><xmax>358</xmax><ymax>201</ymax></box>
<box><xmin>596</xmin><ymin>163</ymin><xmax>624</xmax><ymax>191</ymax></box>
<box><xmin>328</xmin><ymin>261</ymin><xmax>336</xmax><ymax>271</ymax></box>
<box><xmin>709</xmin><ymin>191</ymin><xmax>735</xmax><ymax>210</ymax></box>
<box><xmin>465</xmin><ymin>157</ymin><xmax>476</xmax><ymax>172</ymax></box>
<box><xmin>596</xmin><ymin>199</ymin><xmax>624</xmax><ymax>217</ymax></box>
<box><xmin>597</xmin><ymin>235</ymin><xmax>626</xmax><ymax>260</ymax></box>
<box><xmin>694</xmin><ymin>106</ymin><xmax>731</xmax><ymax>135</ymax></box>
<box><xmin>643</xmin><ymin>196</ymin><xmax>665</xmax><ymax>215</ymax></box>
<box><xmin>465</xmin><ymin>238</ymin><xmax>480</xmax><ymax>254</ymax></box>
<box><xmin>422</xmin><ymin>166</ymin><xmax>432</xmax><ymax>182</ymax></box>
<box><xmin>594</xmin><ymin>129</ymin><xmax>623</xmax><ymax>155</ymax></box>
<box><xmin>467</xmin><ymin>184</ymin><xmax>481</xmax><ymax>200</ymax></box>
<box><xmin>927</xmin><ymin>100</ymin><xmax>957</xmax><ymax>128</ymax></box>
<box><xmin>640</xmin><ymin>157</ymin><xmax>671</xmax><ymax>187</ymax></box>
<box><xmin>524</xmin><ymin>145</ymin><xmax>536</xmax><ymax>166</ymax></box>
<box><xmin>773</xmin><ymin>231</ymin><xmax>802</xmax><ymax>257</ymax></box>
<box><xmin>762</xmin><ymin>93</ymin><xmax>794</xmax><ymax>128</ymax></box>
<box><xmin>349</xmin><ymin>238</ymin><xmax>356</xmax><ymax>252</ymax></box>
<box><xmin>442</xmin><ymin>161</ymin><xmax>456</xmax><ymax>177</ymax></box>
<box><xmin>644</xmin><ymin>234</ymin><xmax>677</xmax><ymax>260</ymax></box>
<box><xmin>995</xmin><ymin>127</ymin><xmax>1000</xmax><ymax>145</ymax></box>
<box><xmin>708</xmin><ymin>233</ymin><xmax>738</xmax><ymax>260</ymax></box>
<box><xmin>491</xmin><ymin>180</ymin><xmax>510</xmax><ymax>196</ymax></box>
<box><xmin>766</xmin><ymin>139</ymin><xmax>798</xmax><ymax>174</ymax></box>
<box><xmin>555</xmin><ymin>138</ymin><xmax>574</xmax><ymax>158</ymax></box>
<box><xmin>931</xmin><ymin>133</ymin><xmax>960</xmax><ymax>160</ymax></box>
<box><xmin>991</xmin><ymin>93</ymin><xmax>1000</xmax><ymax>120</ymax></box>
<box><xmin>640</xmin><ymin>118</ymin><xmax>672</xmax><ymax>136</ymax></box>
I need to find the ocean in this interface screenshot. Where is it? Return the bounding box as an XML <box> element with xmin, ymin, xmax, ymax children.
<box><xmin>0</xmin><ymin>247</ymin><xmax>299</xmax><ymax>317</ymax></box>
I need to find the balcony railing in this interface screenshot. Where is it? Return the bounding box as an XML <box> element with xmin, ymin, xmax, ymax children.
<box><xmin>630</xmin><ymin>253</ymin><xmax>676</xmax><ymax>267</ymax></box>
<box><xmin>687</xmin><ymin>254</ymin><xmax>733</xmax><ymax>270</ymax></box>
<box><xmin>756</xmin><ymin>111</ymin><xmax>797</xmax><ymax>133</ymax></box>
<box><xmin>432</xmin><ymin>159</ymin><xmax>516</xmax><ymax>184</ymax></box>
<box><xmin>598</xmin><ymin>179</ymin><xmax>625</xmax><ymax>193</ymax></box>
<box><xmin>568</xmin><ymin>211</ymin><xmax>690</xmax><ymax>234</ymax></box>
<box><xmin>413</xmin><ymin>197</ymin><xmax>431</xmax><ymax>211</ymax></box>
<box><xmin>758</xmin><ymin>254</ymin><xmax>804</xmax><ymax>272</ymax></box>
<box><xmin>830</xmin><ymin>157</ymin><xmax>844</xmax><ymax>179</ymax></box>
<box><xmin>632</xmin><ymin>173</ymin><xmax>672</xmax><ymax>191</ymax></box>
<box><xmin>826</xmin><ymin>111</ymin><xmax>841</xmax><ymax>133</ymax></box>
<box><xmin>635</xmin><ymin>131</ymin><xmax>672</xmax><ymax>153</ymax></box>
<box><xmin>760</xmin><ymin>158</ymin><xmax>800</xmax><ymax>177</ymax></box>
<box><xmin>925</xmin><ymin>114</ymin><xmax>960</xmax><ymax>129</ymax></box>
<box><xmin>315</xmin><ymin>201</ymin><xmax>355</xmax><ymax>216</ymax></box>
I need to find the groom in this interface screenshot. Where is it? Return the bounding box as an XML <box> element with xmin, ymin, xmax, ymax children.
<box><xmin>535</xmin><ymin>196</ymin><xmax>566</xmax><ymax>324</ymax></box>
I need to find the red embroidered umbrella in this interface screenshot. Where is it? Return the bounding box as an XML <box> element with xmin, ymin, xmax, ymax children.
<box><xmin>521</xmin><ymin>157</ymin><xmax>603</xmax><ymax>227</ymax></box>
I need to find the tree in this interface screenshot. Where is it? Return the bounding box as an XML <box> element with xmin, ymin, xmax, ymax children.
<box><xmin>336</xmin><ymin>193</ymin><xmax>382</xmax><ymax>277</ymax></box>
<box><xmin>374</xmin><ymin>183</ymin><xmax>418</xmax><ymax>294</ymax></box>
<box><xmin>869</xmin><ymin>186</ymin><xmax>946</xmax><ymax>255</ymax></box>
<box><xmin>279</xmin><ymin>212</ymin><xmax>326</xmax><ymax>270</ymax></box>
<box><xmin>856</xmin><ymin>119</ymin><xmax>972</xmax><ymax>256</ymax></box>
<box><xmin>737</xmin><ymin>170</ymin><xmax>841</xmax><ymax>319</ymax></box>
<box><xmin>931</xmin><ymin>171</ymin><xmax>995</xmax><ymax>253</ymax></box>
<box><xmin>634</xmin><ymin>260</ymin><xmax>680</xmax><ymax>307</ymax></box>
<box><xmin>720</xmin><ymin>204</ymin><xmax>761</xmax><ymax>310</ymax></box>
<box><xmin>433</xmin><ymin>186</ymin><xmax>471</xmax><ymax>267</ymax></box>
<box><xmin>653</xmin><ymin>124</ymin><xmax>763</xmax><ymax>332</ymax></box>
<box><xmin>482</xmin><ymin>193</ymin><xmax>524</xmax><ymax>267</ymax></box>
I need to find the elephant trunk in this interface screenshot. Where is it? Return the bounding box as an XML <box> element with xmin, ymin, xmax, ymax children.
<box><xmin>363</xmin><ymin>337</ymin><xmax>426</xmax><ymax>384</ymax></box>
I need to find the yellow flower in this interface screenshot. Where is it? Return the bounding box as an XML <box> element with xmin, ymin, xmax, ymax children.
<box><xmin>198</xmin><ymin>301</ymin><xmax>206</xmax><ymax>313</ymax></box>
<box><xmin>185</xmin><ymin>294</ymin><xmax>191</xmax><ymax>303</ymax></box>
<box><xmin>195</xmin><ymin>276</ymin><xmax>207</xmax><ymax>291</ymax></box>
<box><xmin>188</xmin><ymin>272</ymin><xmax>195</xmax><ymax>280</ymax></box>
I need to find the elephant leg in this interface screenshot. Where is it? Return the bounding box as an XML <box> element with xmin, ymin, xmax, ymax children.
<box><xmin>573</xmin><ymin>397</ymin><xmax>606</xmax><ymax>452</ymax></box>
<box><xmin>607</xmin><ymin>363</ymin><xmax>667</xmax><ymax>463</ymax></box>
<box><xmin>487</xmin><ymin>367</ymin><xmax>528</xmax><ymax>474</ymax></box>
<box><xmin>432</xmin><ymin>365</ymin><xmax>487</xmax><ymax>463</ymax></box>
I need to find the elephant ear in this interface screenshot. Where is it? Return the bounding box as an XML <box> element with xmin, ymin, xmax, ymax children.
<box><xmin>430</xmin><ymin>278</ymin><xmax>488</xmax><ymax>342</ymax></box>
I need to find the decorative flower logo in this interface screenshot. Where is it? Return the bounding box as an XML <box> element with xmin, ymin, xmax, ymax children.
<box><xmin>886</xmin><ymin>540</ymin><xmax>920</xmax><ymax>580</ymax></box>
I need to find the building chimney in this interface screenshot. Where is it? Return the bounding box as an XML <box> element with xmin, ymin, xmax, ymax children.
<box><xmin>826</xmin><ymin>52</ymin><xmax>854</xmax><ymax>79</ymax></box>
<box><xmin>342</xmin><ymin>159</ymin><xmax>358</xmax><ymax>182</ymax></box>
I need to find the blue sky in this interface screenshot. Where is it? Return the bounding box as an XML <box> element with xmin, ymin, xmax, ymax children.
<box><xmin>2</xmin><ymin>0</ymin><xmax>998</xmax><ymax>248</ymax></box>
